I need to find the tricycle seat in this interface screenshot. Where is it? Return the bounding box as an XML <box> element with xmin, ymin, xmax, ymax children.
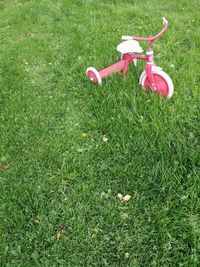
<box><xmin>117</xmin><ymin>40</ymin><xmax>143</xmax><ymax>54</ymax></box>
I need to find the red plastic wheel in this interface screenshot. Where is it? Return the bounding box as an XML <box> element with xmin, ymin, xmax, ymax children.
<box><xmin>86</xmin><ymin>67</ymin><xmax>102</xmax><ymax>85</ymax></box>
<box><xmin>140</xmin><ymin>70</ymin><xmax>174</xmax><ymax>98</ymax></box>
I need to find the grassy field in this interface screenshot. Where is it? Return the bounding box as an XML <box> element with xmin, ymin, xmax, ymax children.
<box><xmin>0</xmin><ymin>0</ymin><xmax>199</xmax><ymax>266</ymax></box>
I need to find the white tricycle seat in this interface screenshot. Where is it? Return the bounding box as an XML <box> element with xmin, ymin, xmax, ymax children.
<box><xmin>117</xmin><ymin>40</ymin><xmax>143</xmax><ymax>54</ymax></box>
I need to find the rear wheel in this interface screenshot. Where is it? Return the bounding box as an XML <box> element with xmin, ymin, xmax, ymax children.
<box><xmin>139</xmin><ymin>70</ymin><xmax>174</xmax><ymax>98</ymax></box>
<box><xmin>86</xmin><ymin>67</ymin><xmax>102</xmax><ymax>85</ymax></box>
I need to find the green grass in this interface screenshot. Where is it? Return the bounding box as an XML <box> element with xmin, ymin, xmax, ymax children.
<box><xmin>0</xmin><ymin>0</ymin><xmax>199</xmax><ymax>266</ymax></box>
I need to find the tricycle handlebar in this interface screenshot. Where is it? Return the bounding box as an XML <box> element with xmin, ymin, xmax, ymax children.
<box><xmin>122</xmin><ymin>17</ymin><xmax>168</xmax><ymax>42</ymax></box>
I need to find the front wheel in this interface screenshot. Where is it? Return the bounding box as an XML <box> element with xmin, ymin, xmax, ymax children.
<box><xmin>139</xmin><ymin>69</ymin><xmax>174</xmax><ymax>99</ymax></box>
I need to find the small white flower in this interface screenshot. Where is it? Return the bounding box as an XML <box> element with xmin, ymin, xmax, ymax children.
<box><xmin>107</xmin><ymin>189</ymin><xmax>111</xmax><ymax>194</ymax></box>
<box><xmin>103</xmin><ymin>136</ymin><xmax>108</xmax><ymax>142</ymax></box>
<box><xmin>139</xmin><ymin>116</ymin><xmax>144</xmax><ymax>122</ymax></box>
<box><xmin>125</xmin><ymin>252</ymin><xmax>130</xmax><ymax>258</ymax></box>
<box><xmin>117</xmin><ymin>193</ymin><xmax>123</xmax><ymax>200</ymax></box>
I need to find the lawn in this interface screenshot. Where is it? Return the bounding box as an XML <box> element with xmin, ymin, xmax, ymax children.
<box><xmin>0</xmin><ymin>0</ymin><xmax>199</xmax><ymax>266</ymax></box>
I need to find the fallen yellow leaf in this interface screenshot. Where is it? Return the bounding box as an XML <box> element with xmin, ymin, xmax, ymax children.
<box><xmin>34</xmin><ymin>219</ymin><xmax>40</xmax><ymax>224</ymax></box>
<box><xmin>81</xmin><ymin>133</ymin><xmax>87</xmax><ymax>137</ymax></box>
<box><xmin>56</xmin><ymin>232</ymin><xmax>61</xmax><ymax>240</ymax></box>
<box><xmin>123</xmin><ymin>195</ymin><xmax>131</xmax><ymax>201</ymax></box>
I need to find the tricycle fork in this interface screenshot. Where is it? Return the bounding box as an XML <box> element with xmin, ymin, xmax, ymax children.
<box><xmin>145</xmin><ymin>50</ymin><xmax>156</xmax><ymax>91</ymax></box>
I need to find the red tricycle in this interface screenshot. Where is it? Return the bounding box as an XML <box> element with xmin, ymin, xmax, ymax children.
<box><xmin>86</xmin><ymin>17</ymin><xmax>174</xmax><ymax>98</ymax></box>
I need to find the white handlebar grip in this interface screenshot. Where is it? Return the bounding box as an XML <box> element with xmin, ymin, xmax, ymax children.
<box><xmin>162</xmin><ymin>17</ymin><xmax>168</xmax><ymax>25</ymax></box>
<box><xmin>122</xmin><ymin>35</ymin><xmax>133</xmax><ymax>40</ymax></box>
